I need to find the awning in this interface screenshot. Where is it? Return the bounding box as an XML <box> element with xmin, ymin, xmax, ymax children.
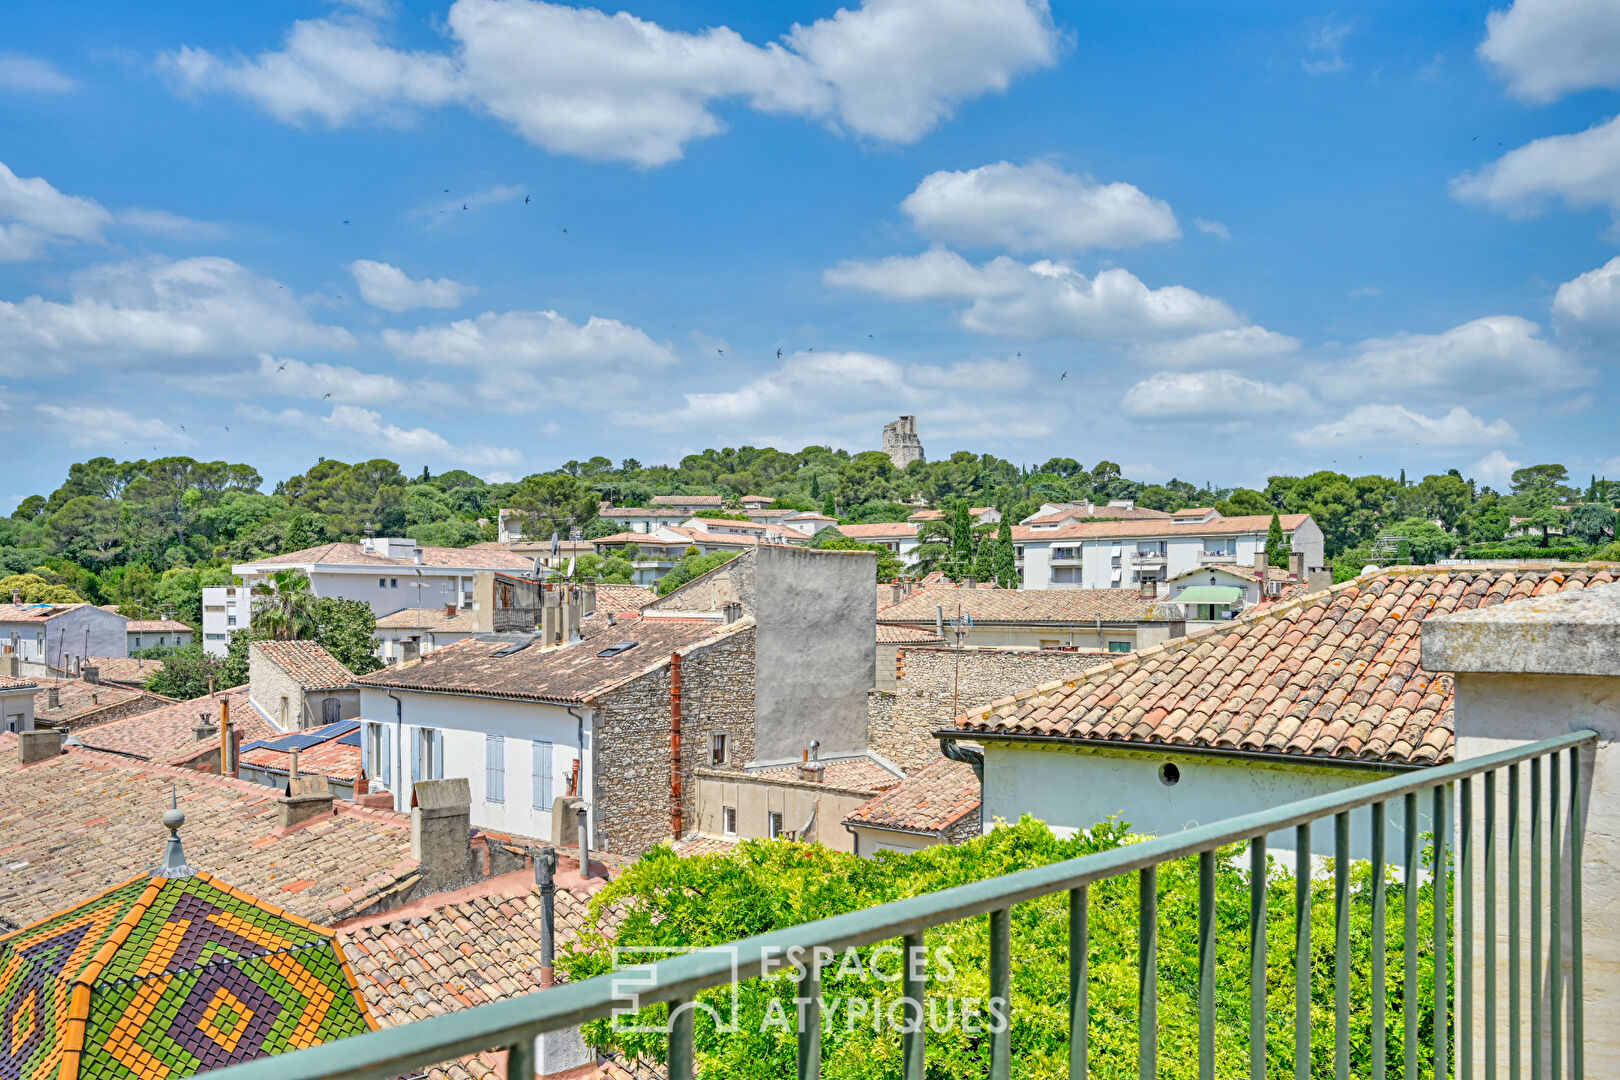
<box><xmin>1174</xmin><ymin>585</ymin><xmax>1244</xmax><ymax>605</ymax></box>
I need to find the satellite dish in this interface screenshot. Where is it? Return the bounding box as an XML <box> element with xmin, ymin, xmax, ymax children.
<box><xmin>566</xmin><ymin>556</ymin><xmax>576</xmax><ymax>578</ymax></box>
<box><xmin>1361</xmin><ymin>564</ymin><xmax>1378</xmax><ymax>577</ymax></box>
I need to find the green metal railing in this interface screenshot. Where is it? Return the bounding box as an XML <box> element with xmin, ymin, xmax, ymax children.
<box><xmin>216</xmin><ymin>729</ymin><xmax>1594</xmax><ymax>1080</ymax></box>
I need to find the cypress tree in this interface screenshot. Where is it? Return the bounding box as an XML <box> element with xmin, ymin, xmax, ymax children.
<box><xmin>823</xmin><ymin>492</ymin><xmax>837</xmax><ymax>519</ymax></box>
<box><xmin>992</xmin><ymin>519</ymin><xmax>1018</xmax><ymax>588</ymax></box>
<box><xmin>1265</xmin><ymin>513</ymin><xmax>1288</xmax><ymax>569</ymax></box>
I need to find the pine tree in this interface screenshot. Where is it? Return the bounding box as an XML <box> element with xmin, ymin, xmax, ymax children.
<box><xmin>1265</xmin><ymin>513</ymin><xmax>1288</xmax><ymax>569</ymax></box>
<box><xmin>992</xmin><ymin>519</ymin><xmax>1018</xmax><ymax>588</ymax></box>
<box><xmin>1399</xmin><ymin>468</ymin><xmax>1406</xmax><ymax>486</ymax></box>
<box><xmin>973</xmin><ymin>533</ymin><xmax>995</xmax><ymax>582</ymax></box>
<box><xmin>810</xmin><ymin>474</ymin><xmax>820</xmax><ymax>499</ymax></box>
<box><xmin>949</xmin><ymin>502</ymin><xmax>974</xmax><ymax>578</ymax></box>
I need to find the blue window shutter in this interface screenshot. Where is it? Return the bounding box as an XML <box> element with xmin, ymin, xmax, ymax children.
<box><xmin>532</xmin><ymin>741</ymin><xmax>553</xmax><ymax>810</ymax></box>
<box><xmin>486</xmin><ymin>734</ymin><xmax>505</xmax><ymax>804</ymax></box>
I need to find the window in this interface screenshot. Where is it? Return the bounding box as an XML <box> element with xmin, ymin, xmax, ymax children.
<box><xmin>279</xmin><ymin>696</ymin><xmax>289</xmax><ymax>729</ymax></box>
<box><xmin>414</xmin><ymin>727</ymin><xmax>443</xmax><ymax>782</ymax></box>
<box><xmin>1039</xmin><ymin>639</ymin><xmax>1060</xmax><ymax>649</ymax></box>
<box><xmin>379</xmin><ymin>578</ymin><xmax>387</xmax><ymax>588</ymax></box>
<box><xmin>1159</xmin><ymin>762</ymin><xmax>1181</xmax><ymax>786</ymax></box>
<box><xmin>206</xmin><ymin>633</ymin><xmax>226</xmax><ymax>641</ymax></box>
<box><xmin>1107</xmin><ymin>640</ymin><xmax>1132</xmax><ymax>653</ymax></box>
<box><xmin>768</xmin><ymin>812</ymin><xmax>785</xmax><ymax>839</ymax></box>
<box><xmin>390</xmin><ymin>578</ymin><xmax>399</xmax><ymax>588</ymax></box>
<box><xmin>486</xmin><ymin>734</ymin><xmax>505</xmax><ymax>804</ymax></box>
<box><xmin>532</xmin><ymin>740</ymin><xmax>553</xmax><ymax>810</ymax></box>
<box><xmin>133</xmin><ymin>637</ymin><xmax>142</xmax><ymax>649</ymax></box>
<box><xmin>711</xmin><ymin>732</ymin><xmax>727</xmax><ymax>766</ymax></box>
<box><xmin>227</xmin><ymin>616</ymin><xmax>236</xmax><ymax>626</ymax></box>
<box><xmin>722</xmin><ymin>806</ymin><xmax>737</xmax><ymax>835</ymax></box>
<box><xmin>365</xmin><ymin>723</ymin><xmax>391</xmax><ymax>789</ymax></box>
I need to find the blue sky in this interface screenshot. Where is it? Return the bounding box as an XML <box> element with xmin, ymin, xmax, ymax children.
<box><xmin>4</xmin><ymin>0</ymin><xmax>1620</xmax><ymax>505</ymax></box>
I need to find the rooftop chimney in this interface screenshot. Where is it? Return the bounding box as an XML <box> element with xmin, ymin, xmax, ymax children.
<box><xmin>444</xmin><ymin>602</ymin><xmax>457</xmax><ymax>618</ymax></box>
<box><xmin>411</xmin><ymin>777</ymin><xmax>475</xmax><ymax>889</ymax></box>
<box><xmin>722</xmin><ymin>601</ymin><xmax>743</xmax><ymax>624</ymax></box>
<box><xmin>797</xmin><ymin>742</ymin><xmax>825</xmax><ymax>783</ymax></box>
<box><xmin>1254</xmin><ymin>551</ymin><xmax>1269</xmax><ymax>578</ymax></box>
<box><xmin>83</xmin><ymin>665</ymin><xmax>99</xmax><ymax>685</ymax></box>
<box><xmin>1288</xmin><ymin>551</ymin><xmax>1305</xmax><ymax>578</ymax></box>
<box><xmin>47</xmin><ymin>687</ymin><xmax>59</xmax><ymax>709</ymax></box>
<box><xmin>193</xmin><ymin>713</ymin><xmax>217</xmax><ymax>743</ymax></box>
<box><xmin>542</xmin><ymin>588</ymin><xmax>562</xmax><ymax>645</ymax></box>
<box><xmin>962</xmin><ymin>576</ymin><xmax>977</xmax><ymax>590</ymax></box>
<box><xmin>18</xmin><ymin>728</ymin><xmax>64</xmax><ymax>764</ymax></box>
<box><xmin>10</xmin><ymin>589</ymin><xmax>20</xmax><ymax>604</ymax></box>
<box><xmin>276</xmin><ymin>774</ymin><xmax>335</xmax><ymax>829</ymax></box>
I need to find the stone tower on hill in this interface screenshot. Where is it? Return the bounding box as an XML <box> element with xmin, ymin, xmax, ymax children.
<box><xmin>882</xmin><ymin>415</ymin><xmax>925</xmax><ymax>468</ymax></box>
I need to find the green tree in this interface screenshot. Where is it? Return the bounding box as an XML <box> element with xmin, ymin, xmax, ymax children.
<box><xmin>822</xmin><ymin>492</ymin><xmax>837</xmax><ymax>519</ymax></box>
<box><xmin>1525</xmin><ymin>506</ymin><xmax>1570</xmax><ymax>548</ymax></box>
<box><xmin>0</xmin><ymin>572</ymin><xmax>84</xmax><ymax>603</ymax></box>
<box><xmin>1510</xmin><ymin>464</ymin><xmax>1576</xmax><ymax>502</ymax></box>
<box><xmin>1384</xmin><ymin>518</ymin><xmax>1454</xmax><ymax>565</ymax></box>
<box><xmin>656</xmin><ymin>550</ymin><xmax>741</xmax><ymax>596</ymax></box>
<box><xmin>992</xmin><ymin>519</ymin><xmax>1018</xmax><ymax>588</ymax></box>
<box><xmin>309</xmin><ymin>596</ymin><xmax>382</xmax><ymax>675</ymax></box>
<box><xmin>1568</xmin><ymin>503</ymin><xmax>1617</xmax><ymax>545</ymax></box>
<box><xmin>808</xmin><ymin>530</ymin><xmax>904</xmax><ymax>582</ymax></box>
<box><xmin>252</xmin><ymin>568</ymin><xmax>317</xmax><ymax>640</ymax></box>
<box><xmin>1265</xmin><ymin>513</ymin><xmax>1288</xmax><ymax>568</ymax></box>
<box><xmin>144</xmin><ymin>643</ymin><xmax>226</xmax><ymax>699</ymax></box>
<box><xmin>972</xmin><ymin>532</ymin><xmax>995</xmax><ymax>582</ymax></box>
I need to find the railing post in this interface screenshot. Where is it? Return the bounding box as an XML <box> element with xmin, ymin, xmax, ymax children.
<box><xmin>1139</xmin><ymin>870</ymin><xmax>1157</xmax><ymax>1080</ymax></box>
<box><xmin>1249</xmin><ymin>836</ymin><xmax>1267</xmax><ymax>1080</ymax></box>
<box><xmin>1405</xmin><ymin>792</ymin><xmax>1420</xmax><ymax>1080</ymax></box>
<box><xmin>903</xmin><ymin>932</ymin><xmax>925</xmax><ymax>1080</ymax></box>
<box><xmin>1463</xmin><ymin>776</ymin><xmax>1475</xmax><ymax>1080</ymax></box>
<box><xmin>798</xmin><ymin>953</ymin><xmax>821</xmax><ymax>1080</ymax></box>
<box><xmin>670</xmin><ymin>998</ymin><xmax>695</xmax><ymax>1080</ymax></box>
<box><xmin>1334</xmin><ymin>813</ymin><xmax>1349</xmax><ymax>1080</ymax></box>
<box><xmin>1533</xmin><ymin>757</ymin><xmax>1543</xmax><ymax>1080</ymax></box>
<box><xmin>1371</xmin><ymin>806</ymin><xmax>1386</xmax><ymax>1080</ymax></box>
<box><xmin>990</xmin><ymin>906</ymin><xmax>1013</xmax><ymax>1080</ymax></box>
<box><xmin>1199</xmin><ymin>850</ymin><xmax>1215</xmax><ymax>1080</ymax></box>
<box><xmin>1435</xmin><ymin>783</ymin><xmax>1450</xmax><ymax>1079</ymax></box>
<box><xmin>1070</xmin><ymin>887</ymin><xmax>1088</xmax><ymax>1080</ymax></box>
<box><xmin>1552</xmin><ymin>753</ymin><xmax>1563</xmax><ymax>1080</ymax></box>
<box><xmin>1294</xmin><ymin>825</ymin><xmax>1310</xmax><ymax>1080</ymax></box>
<box><xmin>1569</xmin><ymin>745</ymin><xmax>1584</xmax><ymax>1080</ymax></box>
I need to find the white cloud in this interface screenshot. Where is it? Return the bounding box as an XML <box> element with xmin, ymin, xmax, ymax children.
<box><xmin>347</xmin><ymin>259</ymin><xmax>474</xmax><ymax>311</ymax></box>
<box><xmin>1348</xmin><ymin>285</ymin><xmax>1381</xmax><ymax>298</ymax></box>
<box><xmin>0</xmin><ymin>256</ymin><xmax>353</xmax><ymax>371</ymax></box>
<box><xmin>115</xmin><ymin>207</ymin><xmax>231</xmax><ymax>240</ymax></box>
<box><xmin>1471</xmin><ymin>449</ymin><xmax>1524</xmax><ymax>488</ymax></box>
<box><xmin>1122</xmin><ymin>370</ymin><xmax>1310</xmax><ymax>420</ymax></box>
<box><xmin>1193</xmin><ymin>217</ymin><xmax>1229</xmax><ymax>240</ymax></box>
<box><xmin>0</xmin><ymin>54</ymin><xmax>75</xmax><ymax>93</ymax></box>
<box><xmin>1136</xmin><ymin>325</ymin><xmax>1300</xmax><ymax>368</ymax></box>
<box><xmin>239</xmin><ymin>403</ymin><xmax>521</xmax><ymax>467</ymax></box>
<box><xmin>160</xmin><ymin>14</ymin><xmax>462</xmax><ymax>127</ymax></box>
<box><xmin>1326</xmin><ymin>315</ymin><xmax>1583</xmax><ymax>400</ymax></box>
<box><xmin>162</xmin><ymin>0</ymin><xmax>1061</xmax><ymax>167</ymax></box>
<box><xmin>0</xmin><ymin>158</ymin><xmax>112</xmax><ymax>261</ymax></box>
<box><xmin>899</xmin><ymin>161</ymin><xmax>1177</xmax><ymax>253</ymax></box>
<box><xmin>210</xmin><ymin>353</ymin><xmax>450</xmax><ymax>405</ymax></box>
<box><xmin>1479</xmin><ymin>0</ymin><xmax>1620</xmax><ymax>103</ymax></box>
<box><xmin>1451</xmin><ymin>113</ymin><xmax>1620</xmax><ymax>221</ymax></box>
<box><xmin>1552</xmin><ymin>254</ymin><xmax>1620</xmax><ymax>338</ymax></box>
<box><xmin>1301</xmin><ymin>15</ymin><xmax>1352</xmax><ymax>76</ymax></box>
<box><xmin>409</xmin><ymin>183</ymin><xmax>523</xmax><ymax>226</ymax></box>
<box><xmin>1294</xmin><ymin>404</ymin><xmax>1518</xmax><ymax>448</ymax></box>
<box><xmin>825</xmin><ymin>248</ymin><xmax>1243</xmax><ymax>340</ymax></box>
<box><xmin>34</xmin><ymin>404</ymin><xmax>194</xmax><ymax>449</ymax></box>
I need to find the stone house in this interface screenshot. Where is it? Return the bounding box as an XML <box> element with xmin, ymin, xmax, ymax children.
<box><xmin>248</xmin><ymin>639</ymin><xmax>359</xmax><ymax>731</ymax></box>
<box><xmin>691</xmin><ymin>756</ymin><xmax>904</xmax><ymax>853</ymax></box>
<box><xmin>33</xmin><ymin>675</ymin><xmax>173</xmax><ymax>730</ymax></box>
<box><xmin>878</xmin><ymin>584</ymin><xmax>1185</xmax><ymax>654</ymax></box>
<box><xmin>355</xmin><ymin>544</ymin><xmax>880</xmax><ymax>857</ymax></box>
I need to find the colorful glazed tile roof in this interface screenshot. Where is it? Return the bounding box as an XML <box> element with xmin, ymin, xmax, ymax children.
<box><xmin>955</xmin><ymin>566</ymin><xmax>1620</xmax><ymax>766</ymax></box>
<box><xmin>843</xmin><ymin>757</ymin><xmax>980</xmax><ymax>836</ymax></box>
<box><xmin>0</xmin><ymin>870</ymin><xmax>373</xmax><ymax>1080</ymax></box>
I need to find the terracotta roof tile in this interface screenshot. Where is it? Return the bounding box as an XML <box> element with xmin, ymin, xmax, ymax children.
<box><xmin>74</xmin><ymin>685</ymin><xmax>274</xmax><ymax>762</ymax></box>
<box><xmin>34</xmin><ymin>678</ymin><xmax>174</xmax><ymax>726</ymax></box>
<box><xmin>252</xmin><ymin>640</ymin><xmax>356</xmax><ymax>691</ymax></box>
<box><xmin>374</xmin><ymin>607</ymin><xmax>483</xmax><ymax>632</ymax></box>
<box><xmin>0</xmin><ymin>736</ymin><xmax>420</xmax><ymax>930</ymax></box>
<box><xmin>876</xmin><ymin>624</ymin><xmax>944</xmax><ymax>644</ymax></box>
<box><xmin>593</xmin><ymin>584</ymin><xmax>656</xmax><ymax>615</ymax></box>
<box><xmin>956</xmin><ymin>566</ymin><xmax>1618</xmax><ymax>766</ymax></box>
<box><xmin>241</xmin><ymin>721</ymin><xmax>364</xmax><ymax>783</ymax></box>
<box><xmin>836</xmin><ymin>522</ymin><xmax>919</xmax><ymax>540</ymax></box>
<box><xmin>748</xmin><ymin>757</ymin><xmax>903</xmax><ymax>791</ymax></box>
<box><xmin>240</xmin><ymin>542</ymin><xmax>537</xmax><ymax>571</ymax></box>
<box><xmin>122</xmin><ymin>617</ymin><xmax>192</xmax><ymax>632</ymax></box>
<box><xmin>75</xmin><ymin>656</ymin><xmax>166</xmax><ymax>686</ymax></box>
<box><xmin>356</xmin><ymin>617</ymin><xmax>750</xmax><ymax>704</ymax></box>
<box><xmin>879</xmin><ymin>585</ymin><xmax>1170</xmax><ymax>625</ymax></box>
<box><xmin>843</xmin><ymin>757</ymin><xmax>980</xmax><ymax>835</ymax></box>
<box><xmin>1014</xmin><ymin>513</ymin><xmax>1312</xmax><ymax>542</ymax></box>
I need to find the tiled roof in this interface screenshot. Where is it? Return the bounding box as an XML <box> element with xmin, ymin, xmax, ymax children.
<box><xmin>670</xmin><ymin>835</ymin><xmax>739</xmax><ymax>857</ymax></box>
<box><xmin>122</xmin><ymin>619</ymin><xmax>192</xmax><ymax>633</ymax></box>
<box><xmin>747</xmin><ymin>756</ymin><xmax>904</xmax><ymax>791</ymax></box>
<box><xmin>238</xmin><ymin>543</ymin><xmax>536</xmax><ymax>571</ymax></box>
<box><xmin>240</xmin><ymin>721</ymin><xmax>364</xmax><ymax>784</ymax></box>
<box><xmin>878</xmin><ymin>586</ymin><xmax>1170</xmax><ymax>625</ymax></box>
<box><xmin>73</xmin><ymin>686</ymin><xmax>274</xmax><ymax>763</ymax></box>
<box><xmin>876</xmin><ymin>624</ymin><xmax>944</xmax><ymax>644</ymax></box>
<box><xmin>250</xmin><ymin>640</ymin><xmax>355</xmax><ymax>691</ymax></box>
<box><xmin>77</xmin><ymin>658</ymin><xmax>166</xmax><ymax>687</ymax></box>
<box><xmin>0</xmin><ymin>870</ymin><xmax>373</xmax><ymax>1080</ymax></box>
<box><xmin>339</xmin><ymin>886</ymin><xmax>659</xmax><ymax>1080</ymax></box>
<box><xmin>373</xmin><ymin>607</ymin><xmax>482</xmax><ymax>632</ymax></box>
<box><xmin>1013</xmin><ymin>513</ymin><xmax>1312</xmax><ymax>542</ymax></box>
<box><xmin>1023</xmin><ymin>504</ymin><xmax>1174</xmax><ymax>525</ymax></box>
<box><xmin>594</xmin><ymin>584</ymin><xmax>656</xmax><ymax>615</ymax></box>
<box><xmin>0</xmin><ymin>603</ymin><xmax>93</xmax><ymax>622</ymax></box>
<box><xmin>0</xmin><ymin>676</ymin><xmax>39</xmax><ymax>691</ymax></box>
<box><xmin>355</xmin><ymin>617</ymin><xmax>750</xmax><ymax>704</ymax></box>
<box><xmin>650</xmin><ymin>495</ymin><xmax>724</xmax><ymax>507</ymax></box>
<box><xmin>956</xmin><ymin>566</ymin><xmax>1620</xmax><ymax>766</ymax></box>
<box><xmin>835</xmin><ymin>522</ymin><xmax>919</xmax><ymax>540</ymax></box>
<box><xmin>0</xmin><ymin>735</ymin><xmax>423</xmax><ymax>933</ymax></box>
<box><xmin>844</xmin><ymin>757</ymin><xmax>980</xmax><ymax>836</ymax></box>
<box><xmin>599</xmin><ymin>507</ymin><xmax>691</xmax><ymax>519</ymax></box>
<box><xmin>36</xmin><ymin>680</ymin><xmax>173</xmax><ymax>727</ymax></box>
<box><xmin>1167</xmin><ymin>564</ymin><xmax>1298</xmax><ymax>585</ymax></box>
<box><xmin>590</xmin><ymin>531</ymin><xmax>693</xmax><ymax>547</ymax></box>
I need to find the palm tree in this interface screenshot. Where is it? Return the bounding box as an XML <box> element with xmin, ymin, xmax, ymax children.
<box><xmin>253</xmin><ymin>568</ymin><xmax>316</xmax><ymax>640</ymax></box>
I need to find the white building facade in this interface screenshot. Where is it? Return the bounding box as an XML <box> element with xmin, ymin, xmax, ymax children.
<box><xmin>1016</xmin><ymin>513</ymin><xmax>1324</xmax><ymax>590</ymax></box>
<box><xmin>0</xmin><ymin>603</ymin><xmax>128</xmax><ymax>667</ymax></box>
<box><xmin>200</xmin><ymin>586</ymin><xmax>254</xmax><ymax>657</ymax></box>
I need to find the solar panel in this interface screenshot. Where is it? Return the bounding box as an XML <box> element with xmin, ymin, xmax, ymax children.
<box><xmin>338</xmin><ymin>728</ymin><xmax>362</xmax><ymax>747</ymax></box>
<box><xmin>595</xmin><ymin>641</ymin><xmax>639</xmax><ymax>658</ymax></box>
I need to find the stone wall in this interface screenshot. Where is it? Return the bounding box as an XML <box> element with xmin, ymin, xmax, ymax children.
<box><xmin>593</xmin><ymin>626</ymin><xmax>757</xmax><ymax>858</ymax></box>
<box><xmin>644</xmin><ymin>549</ymin><xmax>757</xmax><ymax>613</ymax></box>
<box><xmin>870</xmin><ymin>646</ymin><xmax>1118</xmax><ymax>770</ymax></box>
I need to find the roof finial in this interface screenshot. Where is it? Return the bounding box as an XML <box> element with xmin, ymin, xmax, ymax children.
<box><xmin>154</xmin><ymin>782</ymin><xmax>196</xmax><ymax>878</ymax></box>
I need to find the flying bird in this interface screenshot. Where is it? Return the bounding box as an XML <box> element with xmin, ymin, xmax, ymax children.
<box><xmin>462</xmin><ymin>203</ymin><xmax>468</xmax><ymax>210</ymax></box>
<box><xmin>561</xmin><ymin>228</ymin><xmax>568</xmax><ymax>234</ymax></box>
<box><xmin>524</xmin><ymin>195</ymin><xmax>531</xmax><ymax>204</ymax></box>
<box><xmin>443</xmin><ymin>188</ymin><xmax>449</xmax><ymax>193</ymax></box>
<box><xmin>224</xmin><ymin>426</ymin><xmax>229</xmax><ymax>432</ymax></box>
<box><xmin>776</xmin><ymin>348</ymin><xmax>783</xmax><ymax>359</ymax></box>
<box><xmin>322</xmin><ymin>393</ymin><xmax>333</xmax><ymax>399</ymax></box>
<box><xmin>1060</xmin><ymin>372</ymin><xmax>1068</xmax><ymax>381</ymax></box>
<box><xmin>277</xmin><ymin>364</ymin><xmax>287</xmax><ymax>373</ymax></box>
<box><xmin>717</xmin><ymin>348</ymin><xmax>724</xmax><ymax>356</ymax></box>
<box><xmin>179</xmin><ymin>425</ymin><xmax>185</xmax><ymax>431</ymax></box>
<box><xmin>1471</xmin><ymin>136</ymin><xmax>1478</xmax><ymax>142</ymax></box>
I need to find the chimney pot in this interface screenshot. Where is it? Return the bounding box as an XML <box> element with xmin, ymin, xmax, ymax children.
<box><xmin>288</xmin><ymin>746</ymin><xmax>301</xmax><ymax>780</ymax></box>
<box><xmin>18</xmin><ymin>728</ymin><xmax>65</xmax><ymax>764</ymax></box>
<box><xmin>47</xmin><ymin>687</ymin><xmax>60</xmax><ymax>709</ymax></box>
<box><xmin>1288</xmin><ymin>551</ymin><xmax>1305</xmax><ymax>578</ymax></box>
<box><xmin>276</xmin><ymin>775</ymin><xmax>335</xmax><ymax>829</ymax></box>
<box><xmin>10</xmin><ymin>589</ymin><xmax>20</xmax><ymax>604</ymax></box>
<box><xmin>797</xmin><ymin>762</ymin><xmax>825</xmax><ymax>783</ymax></box>
<box><xmin>445</xmin><ymin>603</ymin><xmax>457</xmax><ymax>618</ymax></box>
<box><xmin>83</xmin><ymin>665</ymin><xmax>99</xmax><ymax>685</ymax></box>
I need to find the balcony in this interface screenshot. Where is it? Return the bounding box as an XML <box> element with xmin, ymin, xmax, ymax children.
<box><xmin>216</xmin><ymin>728</ymin><xmax>1596</xmax><ymax>1080</ymax></box>
<box><xmin>1133</xmin><ymin>551</ymin><xmax>1167</xmax><ymax>566</ymax></box>
<box><xmin>1198</xmin><ymin>550</ymin><xmax>1238</xmax><ymax>564</ymax></box>
<box><xmin>1048</xmin><ymin>553</ymin><xmax>1083</xmax><ymax>567</ymax></box>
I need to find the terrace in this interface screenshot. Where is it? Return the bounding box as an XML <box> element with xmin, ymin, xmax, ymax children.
<box><xmin>217</xmin><ymin>581</ymin><xmax>1620</xmax><ymax>1080</ymax></box>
